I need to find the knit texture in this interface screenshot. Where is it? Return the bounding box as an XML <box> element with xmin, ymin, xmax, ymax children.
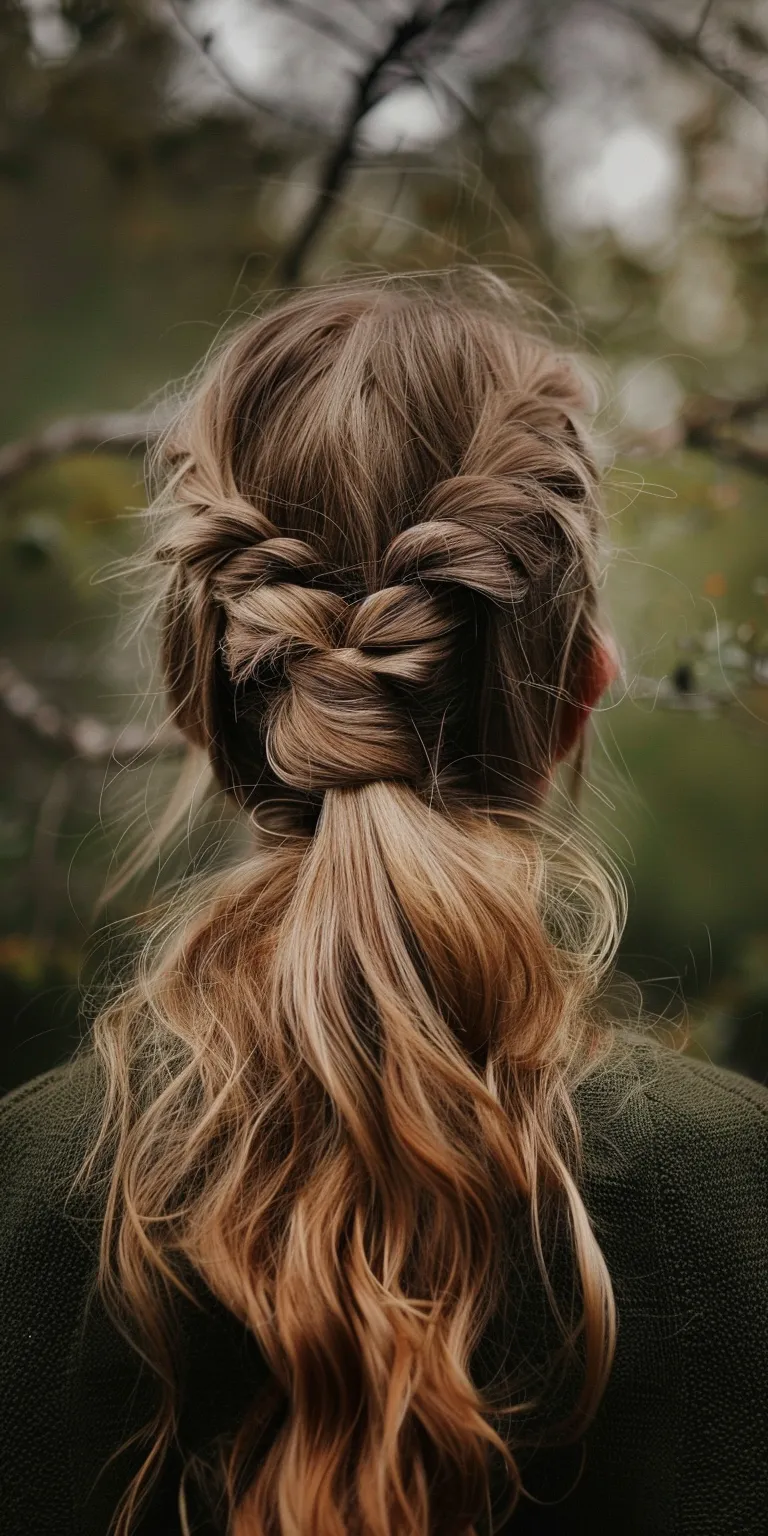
<box><xmin>1</xmin><ymin>1034</ymin><xmax>766</xmax><ymax>1534</ymax></box>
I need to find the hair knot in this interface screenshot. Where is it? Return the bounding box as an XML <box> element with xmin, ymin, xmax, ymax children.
<box><xmin>157</xmin><ymin>292</ymin><xmax>605</xmax><ymax>814</ymax></box>
<box><xmin>212</xmin><ymin>536</ymin><xmax>325</xmax><ymax>600</ymax></box>
<box><xmin>217</xmin><ymin>576</ymin><xmax>464</xmax><ymax>795</ymax></box>
<box><xmin>382</xmin><ymin>476</ymin><xmax>541</xmax><ymax>604</ymax></box>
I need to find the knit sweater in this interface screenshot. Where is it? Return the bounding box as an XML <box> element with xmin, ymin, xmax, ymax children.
<box><xmin>1</xmin><ymin>1036</ymin><xmax>766</xmax><ymax>1535</ymax></box>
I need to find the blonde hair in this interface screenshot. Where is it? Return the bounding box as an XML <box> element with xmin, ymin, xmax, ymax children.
<box><xmin>84</xmin><ymin>272</ymin><xmax>624</xmax><ymax>1535</ymax></box>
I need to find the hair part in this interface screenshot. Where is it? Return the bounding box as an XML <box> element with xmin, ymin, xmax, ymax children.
<box><xmin>82</xmin><ymin>270</ymin><xmax>623</xmax><ymax>1535</ymax></box>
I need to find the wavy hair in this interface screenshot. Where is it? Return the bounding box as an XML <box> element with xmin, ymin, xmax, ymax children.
<box><xmin>82</xmin><ymin>271</ymin><xmax>625</xmax><ymax>1535</ymax></box>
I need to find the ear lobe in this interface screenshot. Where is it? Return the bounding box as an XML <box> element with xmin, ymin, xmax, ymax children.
<box><xmin>584</xmin><ymin>638</ymin><xmax>620</xmax><ymax>708</ymax></box>
<box><xmin>554</xmin><ymin>640</ymin><xmax>619</xmax><ymax>762</ymax></box>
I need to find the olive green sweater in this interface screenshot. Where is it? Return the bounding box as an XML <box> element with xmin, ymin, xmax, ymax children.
<box><xmin>1</xmin><ymin>1037</ymin><xmax>767</xmax><ymax>1535</ymax></box>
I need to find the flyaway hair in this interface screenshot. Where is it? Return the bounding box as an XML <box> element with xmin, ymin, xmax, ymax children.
<box><xmin>80</xmin><ymin>271</ymin><xmax>625</xmax><ymax>1536</ymax></box>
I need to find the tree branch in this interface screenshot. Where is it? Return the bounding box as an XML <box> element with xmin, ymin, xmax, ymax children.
<box><xmin>611</xmin><ymin>2</ymin><xmax>768</xmax><ymax>116</ymax></box>
<box><xmin>0</xmin><ymin>658</ymin><xmax>182</xmax><ymax>764</ymax></box>
<box><xmin>681</xmin><ymin>392</ymin><xmax>768</xmax><ymax>477</ymax></box>
<box><xmin>0</xmin><ymin>411</ymin><xmax>159</xmax><ymax>491</ymax></box>
<box><xmin>693</xmin><ymin>0</ymin><xmax>717</xmax><ymax>45</ymax></box>
<box><xmin>272</xmin><ymin>0</ymin><xmax>373</xmax><ymax>60</ymax></box>
<box><xmin>630</xmin><ymin>669</ymin><xmax>768</xmax><ymax>711</ymax></box>
<box><xmin>167</xmin><ymin>0</ymin><xmax>325</xmax><ymax>138</ymax></box>
<box><xmin>278</xmin><ymin>0</ymin><xmax>490</xmax><ymax>284</ymax></box>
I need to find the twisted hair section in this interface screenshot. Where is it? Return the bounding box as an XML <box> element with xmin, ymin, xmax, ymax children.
<box><xmin>82</xmin><ymin>272</ymin><xmax>623</xmax><ymax>1535</ymax></box>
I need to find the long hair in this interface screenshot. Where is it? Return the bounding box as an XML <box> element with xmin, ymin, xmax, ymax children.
<box><xmin>82</xmin><ymin>271</ymin><xmax>625</xmax><ymax>1535</ymax></box>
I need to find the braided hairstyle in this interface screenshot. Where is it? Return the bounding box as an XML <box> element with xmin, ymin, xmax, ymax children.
<box><xmin>87</xmin><ymin>273</ymin><xmax>623</xmax><ymax>1536</ymax></box>
<box><xmin>157</xmin><ymin>283</ymin><xmax>604</xmax><ymax>817</ymax></box>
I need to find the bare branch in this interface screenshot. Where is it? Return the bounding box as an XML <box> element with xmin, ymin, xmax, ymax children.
<box><xmin>279</xmin><ymin>0</ymin><xmax>491</xmax><ymax>284</ymax></box>
<box><xmin>681</xmin><ymin>392</ymin><xmax>768</xmax><ymax>477</ymax></box>
<box><xmin>0</xmin><ymin>658</ymin><xmax>182</xmax><ymax>764</ymax></box>
<box><xmin>271</xmin><ymin>0</ymin><xmax>372</xmax><ymax>59</ymax></box>
<box><xmin>0</xmin><ymin>412</ymin><xmax>159</xmax><ymax>491</ymax></box>
<box><xmin>611</xmin><ymin>2</ymin><xmax>768</xmax><ymax>116</ymax></box>
<box><xmin>693</xmin><ymin>0</ymin><xmax>717</xmax><ymax>45</ymax></box>
<box><xmin>167</xmin><ymin>0</ymin><xmax>325</xmax><ymax>138</ymax></box>
<box><xmin>727</xmin><ymin>391</ymin><xmax>768</xmax><ymax>426</ymax></box>
<box><xmin>631</xmin><ymin>670</ymin><xmax>768</xmax><ymax>711</ymax></box>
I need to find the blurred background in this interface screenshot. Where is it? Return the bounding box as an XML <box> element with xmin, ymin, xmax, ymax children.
<box><xmin>1</xmin><ymin>0</ymin><xmax>767</xmax><ymax>1093</ymax></box>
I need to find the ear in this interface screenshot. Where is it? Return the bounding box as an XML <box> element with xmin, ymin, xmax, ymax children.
<box><xmin>554</xmin><ymin>639</ymin><xmax>619</xmax><ymax>762</ymax></box>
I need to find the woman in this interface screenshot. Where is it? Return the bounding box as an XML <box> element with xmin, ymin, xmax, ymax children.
<box><xmin>1</xmin><ymin>272</ymin><xmax>766</xmax><ymax>1536</ymax></box>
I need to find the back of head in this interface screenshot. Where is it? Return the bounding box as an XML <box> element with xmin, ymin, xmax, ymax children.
<box><xmin>88</xmin><ymin>272</ymin><xmax>622</xmax><ymax>1536</ymax></box>
<box><xmin>159</xmin><ymin>275</ymin><xmax>605</xmax><ymax>814</ymax></box>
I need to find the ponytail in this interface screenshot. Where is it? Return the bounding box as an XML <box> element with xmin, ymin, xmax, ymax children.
<box><xmin>83</xmin><ymin>273</ymin><xmax>622</xmax><ymax>1534</ymax></box>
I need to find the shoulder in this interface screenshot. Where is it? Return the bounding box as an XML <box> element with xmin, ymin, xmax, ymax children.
<box><xmin>574</xmin><ymin>1030</ymin><xmax>768</xmax><ymax>1173</ymax></box>
<box><xmin>572</xmin><ymin>1033</ymin><xmax>768</xmax><ymax>1256</ymax></box>
<box><xmin>0</xmin><ymin>1051</ymin><xmax>104</xmax><ymax>1206</ymax></box>
<box><xmin>0</xmin><ymin>1054</ymin><xmax>107</xmax><ymax>1535</ymax></box>
<box><xmin>0</xmin><ymin>1051</ymin><xmax>105</xmax><ymax>1303</ymax></box>
<box><xmin>569</xmin><ymin>1036</ymin><xmax>768</xmax><ymax>1530</ymax></box>
<box><xmin>570</xmin><ymin>1032</ymin><xmax>768</xmax><ymax>1347</ymax></box>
